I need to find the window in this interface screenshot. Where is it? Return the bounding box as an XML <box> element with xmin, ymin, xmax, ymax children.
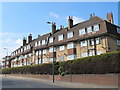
<box><xmin>97</xmin><ymin>51</ymin><xmax>102</xmax><ymax>55</ymax></box>
<box><xmin>43</xmin><ymin>49</ymin><xmax>46</xmax><ymax>54</ymax></box>
<box><xmin>67</xmin><ymin>32</ymin><xmax>73</xmax><ymax>38</ymax></box>
<box><xmin>59</xmin><ymin>56</ymin><xmax>64</xmax><ymax>61</ymax></box>
<box><xmin>35</xmin><ymin>60</ymin><xmax>38</xmax><ymax>64</ymax></box>
<box><xmin>67</xmin><ymin>43</ymin><xmax>75</xmax><ymax>49</ymax></box>
<box><xmin>39</xmin><ymin>50</ymin><xmax>41</xmax><ymax>55</ymax></box>
<box><xmin>42</xmin><ymin>59</ymin><xmax>47</xmax><ymax>63</ymax></box>
<box><xmin>87</xmin><ymin>26</ymin><xmax>92</xmax><ymax>33</ymax></box>
<box><xmin>58</xmin><ymin>34</ymin><xmax>64</xmax><ymax>41</ymax></box>
<box><xmin>94</xmin><ymin>24</ymin><xmax>99</xmax><ymax>31</ymax></box>
<box><xmin>81</xmin><ymin>52</ymin><xmax>88</xmax><ymax>58</ymax></box>
<box><xmin>67</xmin><ymin>55</ymin><xmax>76</xmax><ymax>60</ymax></box>
<box><xmin>49</xmin><ymin>58</ymin><xmax>56</xmax><ymax>62</ymax></box>
<box><xmin>89</xmin><ymin>51</ymin><xmax>95</xmax><ymax>56</ymax></box>
<box><xmin>38</xmin><ymin>41</ymin><xmax>41</xmax><ymax>46</ymax></box>
<box><xmin>42</xmin><ymin>40</ymin><xmax>46</xmax><ymax>45</ymax></box>
<box><xmin>89</xmin><ymin>39</ymin><xmax>94</xmax><ymax>46</ymax></box>
<box><xmin>117</xmin><ymin>28</ymin><xmax>120</xmax><ymax>34</ymax></box>
<box><xmin>59</xmin><ymin>45</ymin><xmax>65</xmax><ymax>51</ymax></box>
<box><xmin>79</xmin><ymin>28</ymin><xmax>86</xmax><ymax>35</ymax></box>
<box><xmin>49</xmin><ymin>37</ymin><xmax>53</xmax><ymax>43</ymax></box>
<box><xmin>49</xmin><ymin>47</ymin><xmax>56</xmax><ymax>52</ymax></box>
<box><xmin>81</xmin><ymin>40</ymin><xmax>87</xmax><ymax>47</ymax></box>
<box><xmin>36</xmin><ymin>51</ymin><xmax>39</xmax><ymax>55</ymax></box>
<box><xmin>96</xmin><ymin>37</ymin><xmax>100</xmax><ymax>44</ymax></box>
<box><xmin>35</xmin><ymin>42</ymin><xmax>38</xmax><ymax>47</ymax></box>
<box><xmin>117</xmin><ymin>40</ymin><xmax>120</xmax><ymax>45</ymax></box>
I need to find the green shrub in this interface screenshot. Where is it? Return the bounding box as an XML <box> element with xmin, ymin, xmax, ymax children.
<box><xmin>2</xmin><ymin>51</ymin><xmax>120</xmax><ymax>75</ymax></box>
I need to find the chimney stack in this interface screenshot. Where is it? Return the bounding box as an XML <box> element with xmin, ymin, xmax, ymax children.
<box><xmin>60</xmin><ymin>25</ymin><xmax>64</xmax><ymax>29</ymax></box>
<box><xmin>52</xmin><ymin>22</ymin><xmax>56</xmax><ymax>34</ymax></box>
<box><xmin>23</xmin><ymin>37</ymin><xmax>26</xmax><ymax>46</ymax></box>
<box><xmin>90</xmin><ymin>13</ymin><xmax>95</xmax><ymax>18</ymax></box>
<box><xmin>106</xmin><ymin>12</ymin><xmax>114</xmax><ymax>24</ymax></box>
<box><xmin>28</xmin><ymin>34</ymin><xmax>32</xmax><ymax>43</ymax></box>
<box><xmin>68</xmin><ymin>16</ymin><xmax>73</xmax><ymax>29</ymax></box>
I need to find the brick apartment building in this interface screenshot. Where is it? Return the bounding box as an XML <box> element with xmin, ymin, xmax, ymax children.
<box><xmin>1</xmin><ymin>12</ymin><xmax>120</xmax><ymax>68</ymax></box>
<box><xmin>1</xmin><ymin>56</ymin><xmax>11</xmax><ymax>69</ymax></box>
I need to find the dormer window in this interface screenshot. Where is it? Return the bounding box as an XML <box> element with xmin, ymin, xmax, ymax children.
<box><xmin>67</xmin><ymin>32</ymin><xmax>73</xmax><ymax>39</ymax></box>
<box><xmin>87</xmin><ymin>26</ymin><xmax>92</xmax><ymax>33</ymax></box>
<box><xmin>79</xmin><ymin>28</ymin><xmax>86</xmax><ymax>35</ymax></box>
<box><xmin>58</xmin><ymin>34</ymin><xmax>63</xmax><ymax>41</ymax></box>
<box><xmin>49</xmin><ymin>37</ymin><xmax>53</xmax><ymax>43</ymax></box>
<box><xmin>42</xmin><ymin>40</ymin><xmax>46</xmax><ymax>45</ymax></box>
<box><xmin>117</xmin><ymin>28</ymin><xmax>120</xmax><ymax>34</ymax></box>
<box><xmin>94</xmin><ymin>24</ymin><xmax>100</xmax><ymax>31</ymax></box>
<box><xmin>35</xmin><ymin>42</ymin><xmax>38</xmax><ymax>47</ymax></box>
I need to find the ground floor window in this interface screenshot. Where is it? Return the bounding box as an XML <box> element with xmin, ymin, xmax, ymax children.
<box><xmin>97</xmin><ymin>50</ymin><xmax>102</xmax><ymax>55</ymax></box>
<box><xmin>81</xmin><ymin>52</ymin><xmax>88</xmax><ymax>58</ymax></box>
<box><xmin>67</xmin><ymin>55</ymin><xmax>76</xmax><ymax>60</ymax></box>
<box><xmin>59</xmin><ymin>56</ymin><xmax>64</xmax><ymax>61</ymax></box>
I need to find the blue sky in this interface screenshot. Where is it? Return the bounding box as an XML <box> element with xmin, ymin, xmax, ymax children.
<box><xmin>0</xmin><ymin>2</ymin><xmax>119</xmax><ymax>58</ymax></box>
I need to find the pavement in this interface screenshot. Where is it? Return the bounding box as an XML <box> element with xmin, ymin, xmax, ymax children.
<box><xmin>1</xmin><ymin>75</ymin><xmax>119</xmax><ymax>88</ymax></box>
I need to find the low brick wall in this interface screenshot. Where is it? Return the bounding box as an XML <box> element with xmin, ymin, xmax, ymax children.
<box><xmin>5</xmin><ymin>74</ymin><xmax>119</xmax><ymax>86</ymax></box>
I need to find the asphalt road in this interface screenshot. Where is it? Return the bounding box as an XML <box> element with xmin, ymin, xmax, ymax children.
<box><xmin>2</xmin><ymin>76</ymin><xmax>65</xmax><ymax>88</ymax></box>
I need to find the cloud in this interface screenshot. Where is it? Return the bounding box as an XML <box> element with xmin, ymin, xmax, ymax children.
<box><xmin>50</xmin><ymin>12</ymin><xmax>59</xmax><ymax>18</ymax></box>
<box><xmin>73</xmin><ymin>16</ymin><xmax>85</xmax><ymax>25</ymax></box>
<box><xmin>15</xmin><ymin>39</ymin><xmax>23</xmax><ymax>46</ymax></box>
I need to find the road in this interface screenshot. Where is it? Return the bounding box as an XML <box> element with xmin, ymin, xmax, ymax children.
<box><xmin>2</xmin><ymin>76</ymin><xmax>65</xmax><ymax>88</ymax></box>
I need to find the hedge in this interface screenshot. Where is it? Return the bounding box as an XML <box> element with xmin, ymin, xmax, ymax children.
<box><xmin>1</xmin><ymin>51</ymin><xmax>120</xmax><ymax>75</ymax></box>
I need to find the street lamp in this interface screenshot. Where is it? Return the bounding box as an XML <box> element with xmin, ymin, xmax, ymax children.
<box><xmin>4</xmin><ymin>48</ymin><xmax>8</xmax><ymax>76</ymax></box>
<box><xmin>47</xmin><ymin>21</ymin><xmax>56</xmax><ymax>83</ymax></box>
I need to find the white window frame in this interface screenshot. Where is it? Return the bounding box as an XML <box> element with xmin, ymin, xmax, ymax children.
<box><xmin>81</xmin><ymin>40</ymin><xmax>87</xmax><ymax>47</ymax></box>
<box><xmin>58</xmin><ymin>34</ymin><xmax>64</xmax><ymax>41</ymax></box>
<box><xmin>42</xmin><ymin>40</ymin><xmax>46</xmax><ymax>45</ymax></box>
<box><xmin>67</xmin><ymin>43</ymin><xmax>75</xmax><ymax>49</ymax></box>
<box><xmin>49</xmin><ymin>47</ymin><xmax>56</xmax><ymax>52</ymax></box>
<box><xmin>94</xmin><ymin>24</ymin><xmax>100</xmax><ymax>31</ymax></box>
<box><xmin>79</xmin><ymin>28</ymin><xmax>86</xmax><ymax>35</ymax></box>
<box><xmin>49</xmin><ymin>37</ymin><xmax>53</xmax><ymax>43</ymax></box>
<box><xmin>81</xmin><ymin>52</ymin><xmax>88</xmax><ymax>58</ymax></box>
<box><xmin>87</xmin><ymin>26</ymin><xmax>92</xmax><ymax>33</ymax></box>
<box><xmin>89</xmin><ymin>51</ymin><xmax>95</xmax><ymax>56</ymax></box>
<box><xmin>67</xmin><ymin>55</ymin><xmax>76</xmax><ymax>60</ymax></box>
<box><xmin>43</xmin><ymin>49</ymin><xmax>46</xmax><ymax>54</ymax></box>
<box><xmin>67</xmin><ymin>32</ymin><xmax>73</xmax><ymax>39</ymax></box>
<box><xmin>59</xmin><ymin>45</ymin><xmax>65</xmax><ymax>51</ymax></box>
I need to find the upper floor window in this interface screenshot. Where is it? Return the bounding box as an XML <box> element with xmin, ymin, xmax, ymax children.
<box><xmin>42</xmin><ymin>40</ymin><xmax>46</xmax><ymax>45</ymax></box>
<box><xmin>38</xmin><ymin>41</ymin><xmax>41</xmax><ymax>46</ymax></box>
<box><xmin>94</xmin><ymin>24</ymin><xmax>100</xmax><ymax>31</ymax></box>
<box><xmin>96</xmin><ymin>37</ymin><xmax>100</xmax><ymax>44</ymax></box>
<box><xmin>117</xmin><ymin>40</ymin><xmax>120</xmax><ymax>45</ymax></box>
<box><xmin>67</xmin><ymin>43</ymin><xmax>75</xmax><ymax>49</ymax></box>
<box><xmin>49</xmin><ymin>47</ymin><xmax>56</xmax><ymax>52</ymax></box>
<box><xmin>59</xmin><ymin>45</ymin><xmax>65</xmax><ymax>51</ymax></box>
<box><xmin>67</xmin><ymin>32</ymin><xmax>73</xmax><ymax>39</ymax></box>
<box><xmin>35</xmin><ymin>42</ymin><xmax>38</xmax><ymax>47</ymax></box>
<box><xmin>58</xmin><ymin>34</ymin><xmax>64</xmax><ymax>41</ymax></box>
<box><xmin>87</xmin><ymin>26</ymin><xmax>92</xmax><ymax>33</ymax></box>
<box><xmin>36</xmin><ymin>51</ymin><xmax>39</xmax><ymax>55</ymax></box>
<box><xmin>43</xmin><ymin>49</ymin><xmax>46</xmax><ymax>54</ymax></box>
<box><xmin>80</xmin><ymin>40</ymin><xmax>87</xmax><ymax>47</ymax></box>
<box><xmin>79</xmin><ymin>28</ymin><xmax>86</xmax><ymax>35</ymax></box>
<box><xmin>49</xmin><ymin>37</ymin><xmax>53</xmax><ymax>43</ymax></box>
<box><xmin>89</xmin><ymin>39</ymin><xmax>94</xmax><ymax>46</ymax></box>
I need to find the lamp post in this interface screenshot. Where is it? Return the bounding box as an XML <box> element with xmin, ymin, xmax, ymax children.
<box><xmin>4</xmin><ymin>48</ymin><xmax>8</xmax><ymax>76</ymax></box>
<box><xmin>47</xmin><ymin>21</ymin><xmax>55</xmax><ymax>83</ymax></box>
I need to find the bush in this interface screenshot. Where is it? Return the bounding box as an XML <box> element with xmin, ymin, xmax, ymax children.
<box><xmin>2</xmin><ymin>51</ymin><xmax>120</xmax><ymax>75</ymax></box>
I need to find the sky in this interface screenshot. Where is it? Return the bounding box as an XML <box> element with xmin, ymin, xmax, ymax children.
<box><xmin>0</xmin><ymin>2</ymin><xmax>119</xmax><ymax>59</ymax></box>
